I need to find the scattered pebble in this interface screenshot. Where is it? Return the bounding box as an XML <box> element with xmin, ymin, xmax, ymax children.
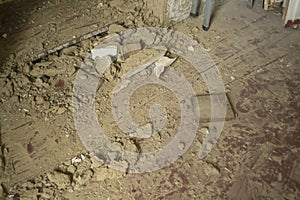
<box><xmin>35</xmin><ymin>96</ymin><xmax>44</xmax><ymax>105</ymax></box>
<box><xmin>22</xmin><ymin>108</ymin><xmax>29</xmax><ymax>113</ymax></box>
<box><xmin>191</xmin><ymin>27</ymin><xmax>199</xmax><ymax>33</ymax></box>
<box><xmin>34</xmin><ymin>78</ymin><xmax>43</xmax><ymax>88</ymax></box>
<box><xmin>22</xmin><ymin>64</ymin><xmax>31</xmax><ymax>74</ymax></box>
<box><xmin>257</xmin><ymin>68</ymin><xmax>263</xmax><ymax>73</ymax></box>
<box><xmin>97</xmin><ymin>2</ymin><xmax>103</xmax><ymax>8</ymax></box>
<box><xmin>200</xmin><ymin>127</ymin><xmax>209</xmax><ymax>135</ymax></box>
<box><xmin>204</xmin><ymin>47</ymin><xmax>211</xmax><ymax>52</ymax></box>
<box><xmin>204</xmin><ymin>163</ymin><xmax>220</xmax><ymax>177</ymax></box>
<box><xmin>2</xmin><ymin>33</ymin><xmax>7</xmax><ymax>38</ymax></box>
<box><xmin>188</xmin><ymin>46</ymin><xmax>195</xmax><ymax>52</ymax></box>
<box><xmin>178</xmin><ymin>142</ymin><xmax>186</xmax><ymax>150</ymax></box>
<box><xmin>56</xmin><ymin>107</ymin><xmax>66</xmax><ymax>115</ymax></box>
<box><xmin>71</xmin><ymin>154</ymin><xmax>85</xmax><ymax>164</ymax></box>
<box><xmin>67</xmin><ymin>165</ymin><xmax>76</xmax><ymax>174</ymax></box>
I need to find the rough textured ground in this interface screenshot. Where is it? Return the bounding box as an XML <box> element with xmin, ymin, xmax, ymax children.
<box><xmin>0</xmin><ymin>0</ymin><xmax>299</xmax><ymax>199</ymax></box>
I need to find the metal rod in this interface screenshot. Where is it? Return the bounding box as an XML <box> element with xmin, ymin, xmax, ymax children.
<box><xmin>28</xmin><ymin>26</ymin><xmax>109</xmax><ymax>63</ymax></box>
<box><xmin>202</xmin><ymin>0</ymin><xmax>212</xmax><ymax>31</ymax></box>
<box><xmin>190</xmin><ymin>0</ymin><xmax>201</xmax><ymax>17</ymax></box>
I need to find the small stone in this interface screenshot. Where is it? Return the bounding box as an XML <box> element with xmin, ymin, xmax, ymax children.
<box><xmin>22</xmin><ymin>108</ymin><xmax>29</xmax><ymax>113</ymax></box>
<box><xmin>22</xmin><ymin>181</ymin><xmax>35</xmax><ymax>190</ymax></box>
<box><xmin>35</xmin><ymin>96</ymin><xmax>44</xmax><ymax>105</ymax></box>
<box><xmin>178</xmin><ymin>142</ymin><xmax>185</xmax><ymax>150</ymax></box>
<box><xmin>200</xmin><ymin>127</ymin><xmax>209</xmax><ymax>135</ymax></box>
<box><xmin>67</xmin><ymin>165</ymin><xmax>76</xmax><ymax>174</ymax></box>
<box><xmin>43</xmin><ymin>101</ymin><xmax>50</xmax><ymax>110</ymax></box>
<box><xmin>257</xmin><ymin>68</ymin><xmax>262</xmax><ymax>73</ymax></box>
<box><xmin>62</xmin><ymin>45</ymin><xmax>78</xmax><ymax>55</ymax></box>
<box><xmin>188</xmin><ymin>46</ymin><xmax>195</xmax><ymax>52</ymax></box>
<box><xmin>191</xmin><ymin>27</ymin><xmax>199</xmax><ymax>33</ymax></box>
<box><xmin>56</xmin><ymin>107</ymin><xmax>66</xmax><ymax>115</ymax></box>
<box><xmin>35</xmin><ymin>182</ymin><xmax>43</xmax><ymax>188</ymax></box>
<box><xmin>47</xmin><ymin>172</ymin><xmax>71</xmax><ymax>189</ymax></box>
<box><xmin>97</xmin><ymin>2</ymin><xmax>103</xmax><ymax>7</ymax></box>
<box><xmin>34</xmin><ymin>77</ymin><xmax>44</xmax><ymax>88</ymax></box>
<box><xmin>2</xmin><ymin>33</ymin><xmax>7</xmax><ymax>38</ymax></box>
<box><xmin>71</xmin><ymin>156</ymin><xmax>82</xmax><ymax>164</ymax></box>
<box><xmin>22</xmin><ymin>64</ymin><xmax>31</xmax><ymax>74</ymax></box>
<box><xmin>204</xmin><ymin>163</ymin><xmax>220</xmax><ymax>177</ymax></box>
<box><xmin>108</xmin><ymin>24</ymin><xmax>126</xmax><ymax>34</ymax></box>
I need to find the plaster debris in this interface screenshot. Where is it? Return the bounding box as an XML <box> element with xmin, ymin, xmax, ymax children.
<box><xmin>91</xmin><ymin>46</ymin><xmax>118</xmax><ymax>60</ymax></box>
<box><xmin>188</xmin><ymin>46</ymin><xmax>195</xmax><ymax>52</ymax></box>
<box><xmin>154</xmin><ymin>56</ymin><xmax>177</xmax><ymax>78</ymax></box>
<box><xmin>71</xmin><ymin>157</ymin><xmax>80</xmax><ymax>164</ymax></box>
<box><xmin>108</xmin><ymin>24</ymin><xmax>126</xmax><ymax>34</ymax></box>
<box><xmin>129</xmin><ymin>123</ymin><xmax>153</xmax><ymax>139</ymax></box>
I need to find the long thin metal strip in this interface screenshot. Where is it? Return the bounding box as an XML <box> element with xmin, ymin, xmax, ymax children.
<box><xmin>27</xmin><ymin>22</ymin><xmax>125</xmax><ymax>63</ymax></box>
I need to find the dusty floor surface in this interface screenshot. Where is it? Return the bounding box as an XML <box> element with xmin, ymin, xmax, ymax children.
<box><xmin>0</xmin><ymin>0</ymin><xmax>299</xmax><ymax>199</ymax></box>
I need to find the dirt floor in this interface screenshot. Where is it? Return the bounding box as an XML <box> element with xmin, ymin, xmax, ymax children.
<box><xmin>0</xmin><ymin>0</ymin><xmax>299</xmax><ymax>199</ymax></box>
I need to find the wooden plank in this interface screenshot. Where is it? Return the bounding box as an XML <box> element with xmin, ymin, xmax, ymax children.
<box><xmin>196</xmin><ymin>93</ymin><xmax>237</xmax><ymax>123</ymax></box>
